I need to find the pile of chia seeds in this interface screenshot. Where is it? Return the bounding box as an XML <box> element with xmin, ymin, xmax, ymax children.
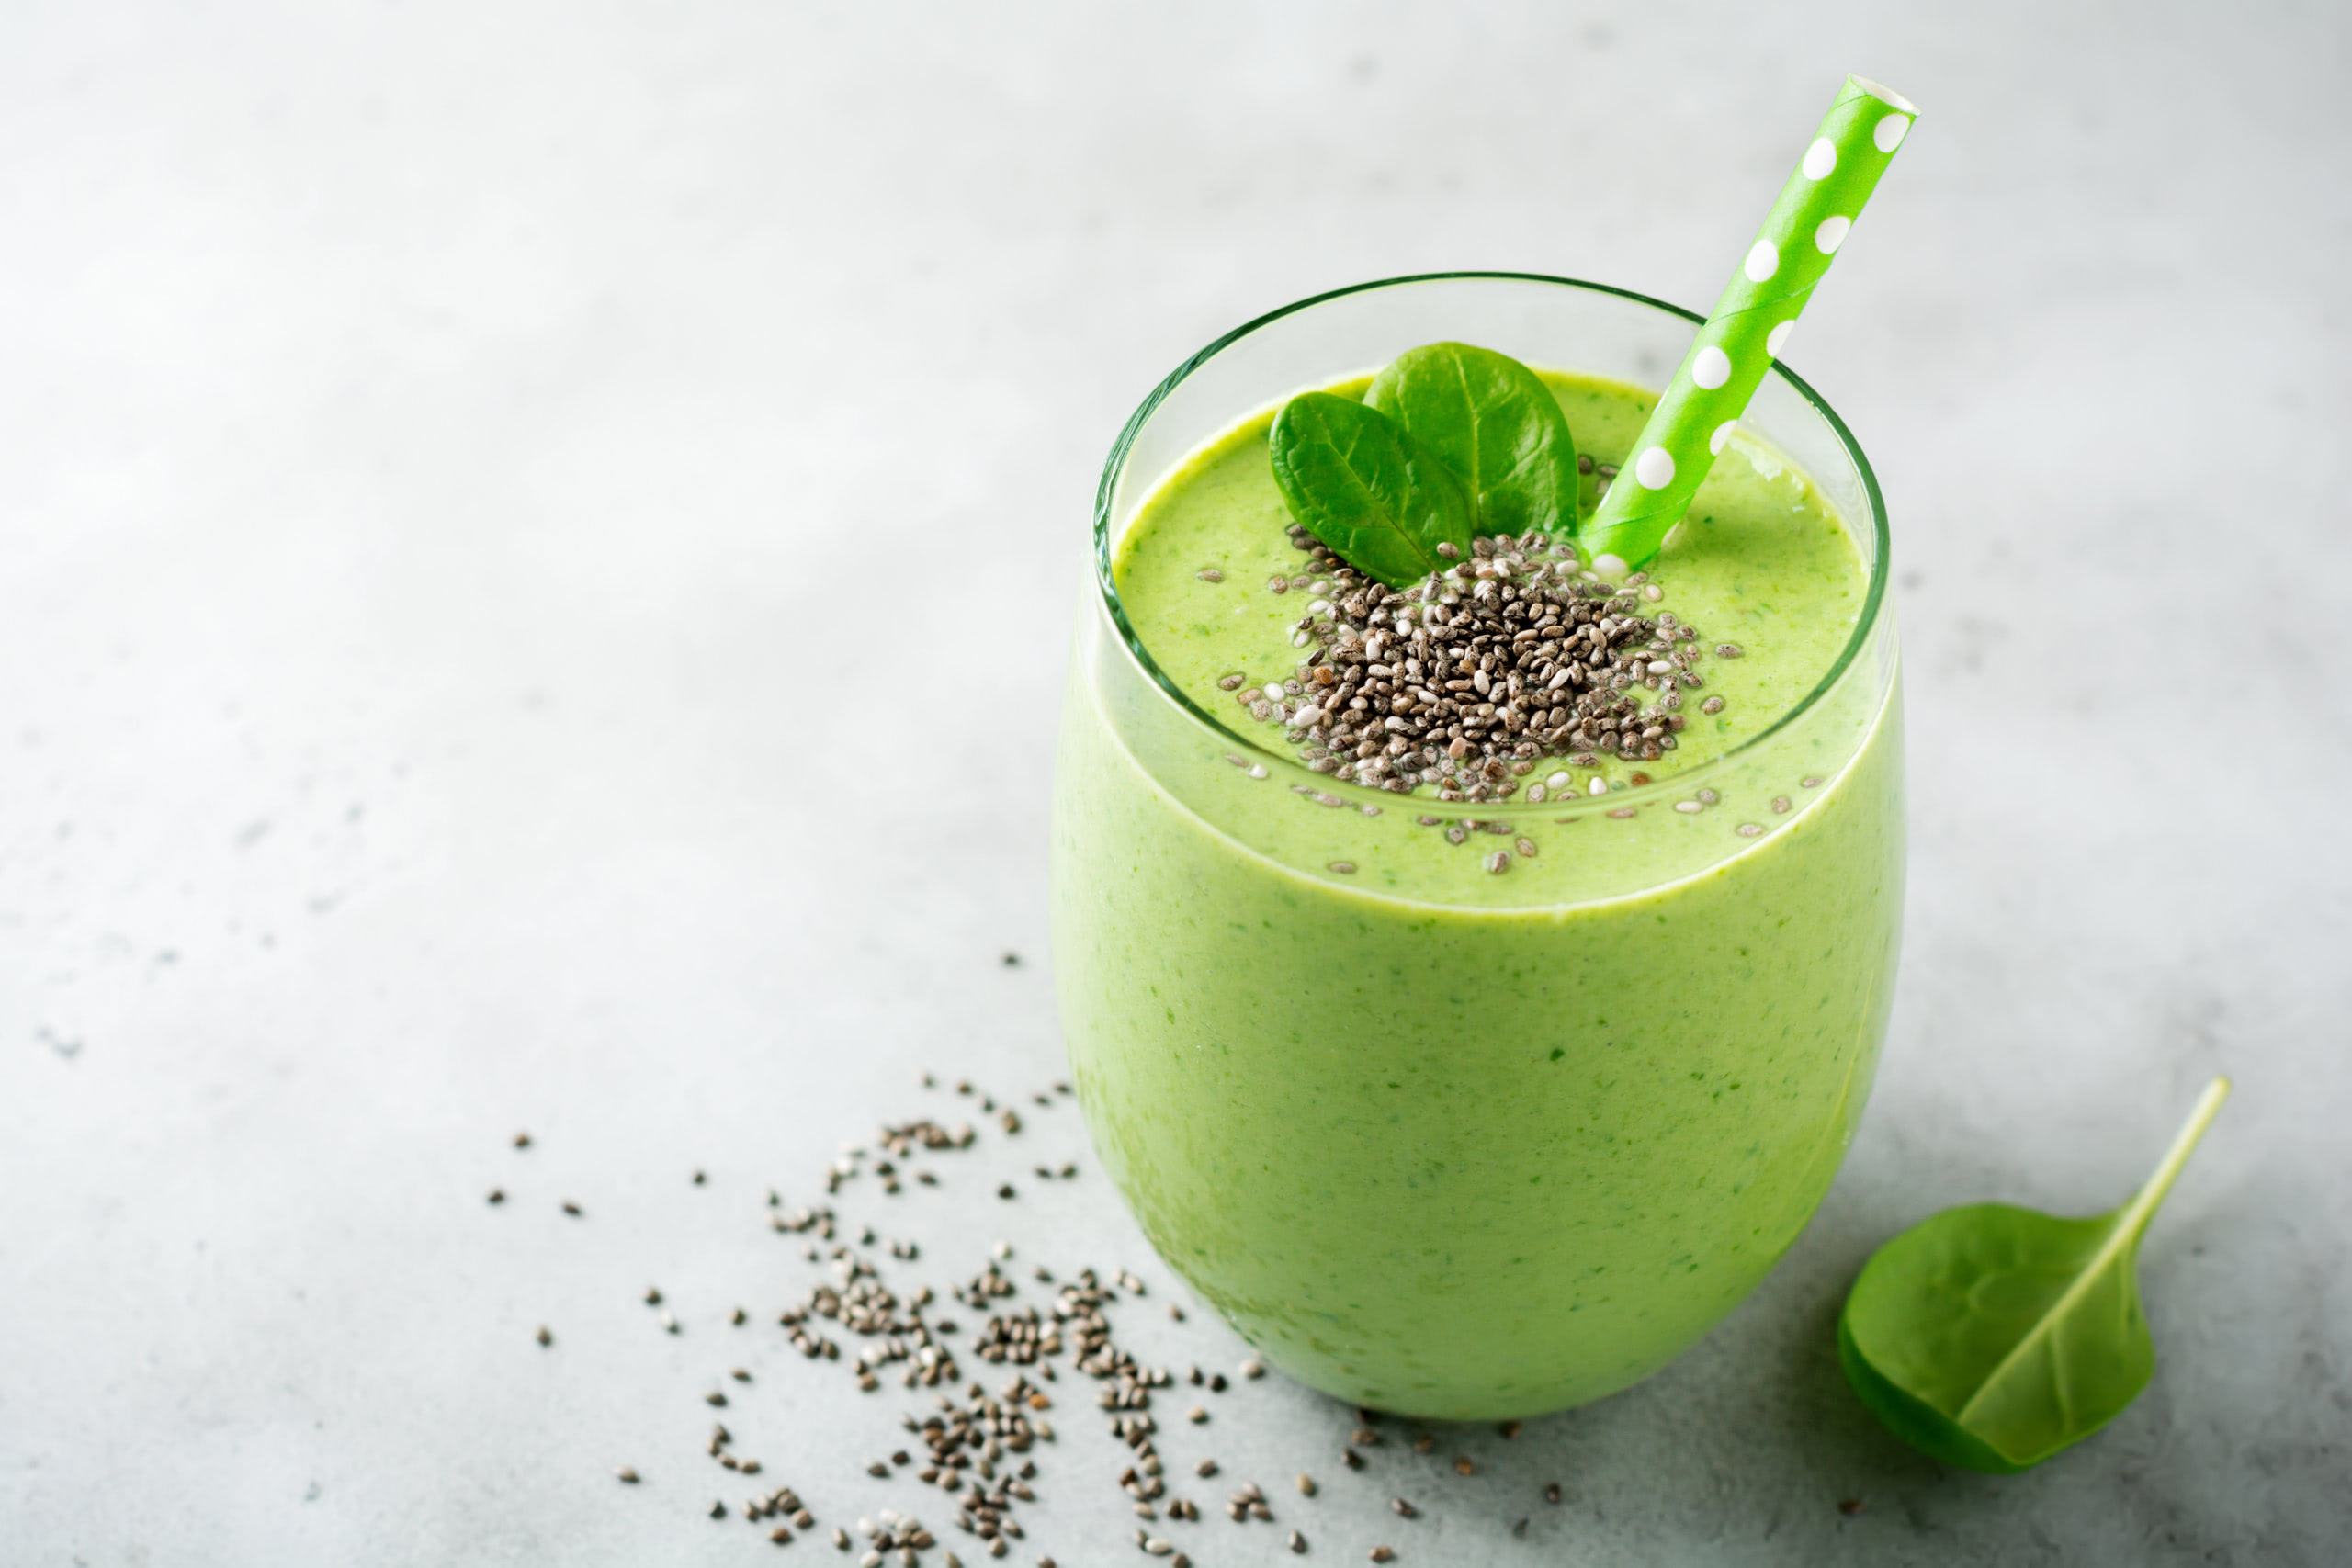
<box><xmin>1216</xmin><ymin>526</ymin><xmax>1738</xmax><ymax>805</ymax></box>
<box><xmin>497</xmin><ymin>1071</ymin><xmax>1600</xmax><ymax>1565</ymax></box>
<box><xmin>500</xmin><ymin>1053</ymin><xmax>1875</xmax><ymax>1560</ymax></box>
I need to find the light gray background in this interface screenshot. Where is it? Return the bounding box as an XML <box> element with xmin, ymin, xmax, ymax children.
<box><xmin>4</xmin><ymin>2</ymin><xmax>2346</xmax><ymax>1563</ymax></box>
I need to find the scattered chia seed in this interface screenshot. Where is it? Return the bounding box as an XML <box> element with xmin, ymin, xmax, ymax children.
<box><xmin>512</xmin><ymin>1066</ymin><xmax>1633</xmax><ymax>1562</ymax></box>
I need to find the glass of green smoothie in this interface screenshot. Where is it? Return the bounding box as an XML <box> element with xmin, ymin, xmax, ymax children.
<box><xmin>1051</xmin><ymin>272</ymin><xmax>1902</xmax><ymax>1419</ymax></box>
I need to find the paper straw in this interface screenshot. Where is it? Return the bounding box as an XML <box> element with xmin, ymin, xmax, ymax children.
<box><xmin>1580</xmin><ymin>76</ymin><xmax>1918</xmax><ymax>573</ymax></box>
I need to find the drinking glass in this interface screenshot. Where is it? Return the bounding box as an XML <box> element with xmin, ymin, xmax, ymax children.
<box><xmin>1051</xmin><ymin>274</ymin><xmax>1902</xmax><ymax>1417</ymax></box>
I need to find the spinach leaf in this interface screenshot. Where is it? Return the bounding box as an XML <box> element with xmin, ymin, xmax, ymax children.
<box><xmin>1365</xmin><ymin>342</ymin><xmax>1581</xmax><ymax>539</ymax></box>
<box><xmin>1838</xmin><ymin>1077</ymin><xmax>2231</xmax><ymax>1473</ymax></box>
<box><xmin>1268</xmin><ymin>391</ymin><xmax>1471</xmax><ymax>588</ymax></box>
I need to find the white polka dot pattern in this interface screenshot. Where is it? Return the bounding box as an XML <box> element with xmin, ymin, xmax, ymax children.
<box><xmin>1578</xmin><ymin>74</ymin><xmax>1917</xmax><ymax>570</ymax></box>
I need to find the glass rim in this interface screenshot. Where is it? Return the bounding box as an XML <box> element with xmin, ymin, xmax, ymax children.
<box><xmin>1091</xmin><ymin>269</ymin><xmax>1893</xmax><ymax>805</ymax></box>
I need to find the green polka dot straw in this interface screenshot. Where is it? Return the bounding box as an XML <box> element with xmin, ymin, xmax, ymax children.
<box><xmin>1579</xmin><ymin>76</ymin><xmax>1917</xmax><ymax>572</ymax></box>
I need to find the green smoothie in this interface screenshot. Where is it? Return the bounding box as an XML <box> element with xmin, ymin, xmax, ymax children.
<box><xmin>1053</xmin><ymin>358</ymin><xmax>1903</xmax><ymax>1417</ymax></box>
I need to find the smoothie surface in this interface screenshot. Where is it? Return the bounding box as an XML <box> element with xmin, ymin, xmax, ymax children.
<box><xmin>1114</xmin><ymin>369</ymin><xmax>1866</xmax><ymax>798</ymax></box>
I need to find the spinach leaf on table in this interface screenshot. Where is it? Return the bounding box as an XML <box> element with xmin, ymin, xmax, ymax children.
<box><xmin>1838</xmin><ymin>1077</ymin><xmax>2231</xmax><ymax>1473</ymax></box>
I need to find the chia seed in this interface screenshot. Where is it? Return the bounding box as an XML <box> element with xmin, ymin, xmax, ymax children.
<box><xmin>1229</xmin><ymin>535</ymin><xmax>1724</xmax><ymax>798</ymax></box>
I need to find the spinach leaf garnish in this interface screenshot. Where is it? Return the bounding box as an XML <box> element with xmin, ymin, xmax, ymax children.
<box><xmin>1365</xmin><ymin>342</ymin><xmax>1582</xmax><ymax>541</ymax></box>
<box><xmin>1267</xmin><ymin>390</ymin><xmax>1472</xmax><ymax>588</ymax></box>
<box><xmin>1838</xmin><ymin>1077</ymin><xmax>2230</xmax><ymax>1473</ymax></box>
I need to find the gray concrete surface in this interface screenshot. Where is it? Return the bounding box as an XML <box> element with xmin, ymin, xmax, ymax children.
<box><xmin>4</xmin><ymin>2</ymin><xmax>2346</xmax><ymax>1562</ymax></box>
